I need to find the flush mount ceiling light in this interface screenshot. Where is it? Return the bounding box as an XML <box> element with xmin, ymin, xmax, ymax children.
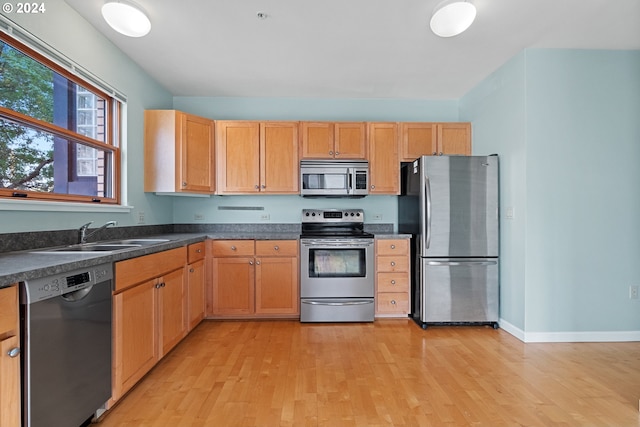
<box><xmin>101</xmin><ymin>0</ymin><xmax>151</xmax><ymax>37</ymax></box>
<box><xmin>430</xmin><ymin>0</ymin><xmax>476</xmax><ymax>38</ymax></box>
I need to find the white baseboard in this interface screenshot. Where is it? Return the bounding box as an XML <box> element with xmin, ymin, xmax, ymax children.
<box><xmin>498</xmin><ymin>318</ymin><xmax>640</xmax><ymax>343</ymax></box>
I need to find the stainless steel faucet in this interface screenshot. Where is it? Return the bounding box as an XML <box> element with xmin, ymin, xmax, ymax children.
<box><xmin>78</xmin><ymin>220</ymin><xmax>117</xmax><ymax>244</ymax></box>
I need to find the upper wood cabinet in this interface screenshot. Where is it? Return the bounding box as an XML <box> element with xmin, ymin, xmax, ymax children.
<box><xmin>300</xmin><ymin>122</ymin><xmax>367</xmax><ymax>159</ymax></box>
<box><xmin>367</xmin><ymin>122</ymin><xmax>399</xmax><ymax>195</ymax></box>
<box><xmin>400</xmin><ymin>122</ymin><xmax>471</xmax><ymax>160</ymax></box>
<box><xmin>144</xmin><ymin>110</ymin><xmax>215</xmax><ymax>194</ymax></box>
<box><xmin>216</xmin><ymin>121</ymin><xmax>299</xmax><ymax>194</ymax></box>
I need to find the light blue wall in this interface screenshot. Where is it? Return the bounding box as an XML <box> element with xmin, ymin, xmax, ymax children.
<box><xmin>171</xmin><ymin>96</ymin><xmax>461</xmax><ymax>226</ymax></box>
<box><xmin>461</xmin><ymin>49</ymin><xmax>640</xmax><ymax>334</ymax></box>
<box><xmin>460</xmin><ymin>51</ymin><xmax>528</xmax><ymax>330</ymax></box>
<box><xmin>0</xmin><ymin>3</ymin><xmax>174</xmax><ymax>232</ymax></box>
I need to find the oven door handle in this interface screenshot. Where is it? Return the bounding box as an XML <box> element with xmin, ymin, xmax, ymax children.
<box><xmin>301</xmin><ymin>240</ymin><xmax>373</xmax><ymax>248</ymax></box>
<box><xmin>301</xmin><ymin>300</ymin><xmax>373</xmax><ymax>306</ymax></box>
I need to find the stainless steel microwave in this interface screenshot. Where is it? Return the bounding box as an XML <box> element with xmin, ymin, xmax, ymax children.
<box><xmin>300</xmin><ymin>160</ymin><xmax>369</xmax><ymax>197</ymax></box>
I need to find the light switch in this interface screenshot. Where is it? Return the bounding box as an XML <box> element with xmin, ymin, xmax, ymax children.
<box><xmin>506</xmin><ymin>207</ymin><xmax>514</xmax><ymax>220</ymax></box>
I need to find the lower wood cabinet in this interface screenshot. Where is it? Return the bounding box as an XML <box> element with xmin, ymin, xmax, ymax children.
<box><xmin>211</xmin><ymin>239</ymin><xmax>299</xmax><ymax>318</ymax></box>
<box><xmin>0</xmin><ymin>285</ymin><xmax>20</xmax><ymax>427</ymax></box>
<box><xmin>187</xmin><ymin>242</ymin><xmax>206</xmax><ymax>331</ymax></box>
<box><xmin>111</xmin><ymin>247</ymin><xmax>187</xmax><ymax>405</ymax></box>
<box><xmin>375</xmin><ymin>238</ymin><xmax>411</xmax><ymax>317</ymax></box>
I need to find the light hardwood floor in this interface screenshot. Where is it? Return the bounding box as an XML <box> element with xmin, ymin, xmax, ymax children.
<box><xmin>97</xmin><ymin>320</ymin><xmax>640</xmax><ymax>427</ymax></box>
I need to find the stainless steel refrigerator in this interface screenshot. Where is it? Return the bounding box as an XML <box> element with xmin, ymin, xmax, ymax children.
<box><xmin>398</xmin><ymin>155</ymin><xmax>499</xmax><ymax>329</ymax></box>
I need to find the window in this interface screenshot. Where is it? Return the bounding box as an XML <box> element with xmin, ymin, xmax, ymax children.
<box><xmin>0</xmin><ymin>32</ymin><xmax>121</xmax><ymax>204</ymax></box>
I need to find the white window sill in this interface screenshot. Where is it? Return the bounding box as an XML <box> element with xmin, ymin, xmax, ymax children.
<box><xmin>0</xmin><ymin>199</ymin><xmax>133</xmax><ymax>213</ymax></box>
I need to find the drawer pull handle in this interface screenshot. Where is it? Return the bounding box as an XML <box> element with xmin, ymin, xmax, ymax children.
<box><xmin>391</xmin><ymin>280</ymin><xmax>396</xmax><ymax>285</ymax></box>
<box><xmin>196</xmin><ymin>249</ymin><xmax>202</xmax><ymax>253</ymax></box>
<box><xmin>390</xmin><ymin>244</ymin><xmax>395</xmax><ymax>249</ymax></box>
<box><xmin>274</xmin><ymin>245</ymin><xmax>279</xmax><ymax>251</ymax></box>
<box><xmin>390</xmin><ymin>300</ymin><xmax>396</xmax><ymax>305</ymax></box>
<box><xmin>7</xmin><ymin>347</ymin><xmax>20</xmax><ymax>358</ymax></box>
<box><xmin>231</xmin><ymin>246</ymin><xmax>237</xmax><ymax>251</ymax></box>
<box><xmin>390</xmin><ymin>261</ymin><xmax>396</xmax><ymax>267</ymax></box>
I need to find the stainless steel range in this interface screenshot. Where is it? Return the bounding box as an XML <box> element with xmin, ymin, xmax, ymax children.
<box><xmin>300</xmin><ymin>208</ymin><xmax>375</xmax><ymax>322</ymax></box>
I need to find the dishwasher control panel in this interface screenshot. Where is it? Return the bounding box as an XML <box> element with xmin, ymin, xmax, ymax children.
<box><xmin>21</xmin><ymin>263</ymin><xmax>114</xmax><ymax>303</ymax></box>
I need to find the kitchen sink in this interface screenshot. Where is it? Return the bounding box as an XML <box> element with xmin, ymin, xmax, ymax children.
<box><xmin>30</xmin><ymin>238</ymin><xmax>171</xmax><ymax>255</ymax></box>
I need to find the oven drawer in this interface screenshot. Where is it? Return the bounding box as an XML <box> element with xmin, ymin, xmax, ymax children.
<box><xmin>256</xmin><ymin>240</ymin><xmax>298</xmax><ymax>257</ymax></box>
<box><xmin>212</xmin><ymin>240</ymin><xmax>255</xmax><ymax>257</ymax></box>
<box><xmin>300</xmin><ymin>298</ymin><xmax>374</xmax><ymax>322</ymax></box>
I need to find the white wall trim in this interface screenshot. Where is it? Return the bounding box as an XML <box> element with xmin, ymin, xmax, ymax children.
<box><xmin>499</xmin><ymin>318</ymin><xmax>640</xmax><ymax>343</ymax></box>
<box><xmin>0</xmin><ymin>199</ymin><xmax>133</xmax><ymax>213</ymax></box>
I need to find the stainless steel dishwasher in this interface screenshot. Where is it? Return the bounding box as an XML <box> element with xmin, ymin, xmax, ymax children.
<box><xmin>20</xmin><ymin>263</ymin><xmax>113</xmax><ymax>427</ymax></box>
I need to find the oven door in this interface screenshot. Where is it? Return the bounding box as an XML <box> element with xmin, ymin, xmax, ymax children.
<box><xmin>300</xmin><ymin>238</ymin><xmax>374</xmax><ymax>298</ymax></box>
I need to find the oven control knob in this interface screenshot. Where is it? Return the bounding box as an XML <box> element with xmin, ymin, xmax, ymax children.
<box><xmin>356</xmin><ymin>212</ymin><xmax>361</xmax><ymax>216</ymax></box>
<box><xmin>311</xmin><ymin>212</ymin><xmax>316</xmax><ymax>216</ymax></box>
<box><xmin>305</xmin><ymin>212</ymin><xmax>310</xmax><ymax>216</ymax></box>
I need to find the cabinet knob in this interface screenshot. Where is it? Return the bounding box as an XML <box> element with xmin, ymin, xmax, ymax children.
<box><xmin>432</xmin><ymin>152</ymin><xmax>437</xmax><ymax>156</ymax></box>
<box><xmin>390</xmin><ymin>244</ymin><xmax>396</xmax><ymax>249</ymax></box>
<box><xmin>329</xmin><ymin>150</ymin><xmax>334</xmax><ymax>155</ymax></box>
<box><xmin>261</xmin><ymin>184</ymin><xmax>266</xmax><ymax>189</ymax></box>
<box><xmin>231</xmin><ymin>246</ymin><xmax>237</xmax><ymax>251</ymax></box>
<box><xmin>256</xmin><ymin>260</ymin><xmax>261</xmax><ymax>265</ymax></box>
<box><xmin>274</xmin><ymin>245</ymin><xmax>279</xmax><ymax>251</ymax></box>
<box><xmin>335</xmin><ymin>151</ymin><xmax>340</xmax><ymax>156</ymax></box>
<box><xmin>255</xmin><ymin>184</ymin><xmax>260</xmax><ymax>189</ymax></box>
<box><xmin>249</xmin><ymin>260</ymin><xmax>254</xmax><ymax>265</ymax></box>
<box><xmin>189</xmin><ymin>268</ymin><xmax>195</xmax><ymax>273</ymax></box>
<box><xmin>439</xmin><ymin>152</ymin><xmax>443</xmax><ymax>156</ymax></box>
<box><xmin>391</xmin><ymin>280</ymin><xmax>396</xmax><ymax>285</ymax></box>
<box><xmin>7</xmin><ymin>347</ymin><xmax>20</xmax><ymax>358</ymax></box>
<box><xmin>196</xmin><ymin>249</ymin><xmax>202</xmax><ymax>253</ymax></box>
<box><xmin>390</xmin><ymin>300</ymin><xmax>397</xmax><ymax>305</ymax></box>
<box><xmin>371</xmin><ymin>184</ymin><xmax>375</xmax><ymax>189</ymax></box>
<box><xmin>390</xmin><ymin>261</ymin><xmax>396</xmax><ymax>267</ymax></box>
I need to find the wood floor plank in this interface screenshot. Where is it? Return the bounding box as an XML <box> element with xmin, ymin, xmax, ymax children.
<box><xmin>97</xmin><ymin>320</ymin><xmax>640</xmax><ymax>427</ymax></box>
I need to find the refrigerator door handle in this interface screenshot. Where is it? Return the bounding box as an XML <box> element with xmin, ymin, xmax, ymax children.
<box><xmin>424</xmin><ymin>175</ymin><xmax>432</xmax><ymax>249</ymax></box>
<box><xmin>426</xmin><ymin>260</ymin><xmax>498</xmax><ymax>266</ymax></box>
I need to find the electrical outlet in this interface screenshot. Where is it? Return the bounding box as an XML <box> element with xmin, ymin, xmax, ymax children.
<box><xmin>506</xmin><ymin>207</ymin><xmax>515</xmax><ymax>220</ymax></box>
<box><xmin>137</xmin><ymin>211</ymin><xmax>145</xmax><ymax>224</ymax></box>
<box><xmin>194</xmin><ymin>213</ymin><xmax>204</xmax><ymax>221</ymax></box>
<box><xmin>372</xmin><ymin>214</ymin><xmax>383</xmax><ymax>221</ymax></box>
<box><xmin>630</xmin><ymin>285</ymin><xmax>639</xmax><ymax>300</ymax></box>
<box><xmin>260</xmin><ymin>214</ymin><xmax>270</xmax><ymax>221</ymax></box>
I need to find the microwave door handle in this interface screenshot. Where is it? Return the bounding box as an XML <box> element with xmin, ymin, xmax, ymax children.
<box><xmin>347</xmin><ymin>168</ymin><xmax>352</xmax><ymax>195</ymax></box>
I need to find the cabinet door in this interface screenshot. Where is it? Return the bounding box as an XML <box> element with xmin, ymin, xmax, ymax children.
<box><xmin>260</xmin><ymin>122</ymin><xmax>299</xmax><ymax>193</ymax></box>
<box><xmin>211</xmin><ymin>257</ymin><xmax>255</xmax><ymax>315</ymax></box>
<box><xmin>216</xmin><ymin>121</ymin><xmax>260</xmax><ymax>193</ymax></box>
<box><xmin>0</xmin><ymin>335</ymin><xmax>20</xmax><ymax>427</ymax></box>
<box><xmin>158</xmin><ymin>268</ymin><xmax>186</xmax><ymax>357</ymax></box>
<box><xmin>300</xmin><ymin>122</ymin><xmax>334</xmax><ymax>159</ymax></box>
<box><xmin>187</xmin><ymin>258</ymin><xmax>205</xmax><ymax>331</ymax></box>
<box><xmin>255</xmin><ymin>257</ymin><xmax>299</xmax><ymax>315</ymax></box>
<box><xmin>400</xmin><ymin>122</ymin><xmax>438</xmax><ymax>160</ymax></box>
<box><xmin>335</xmin><ymin>122</ymin><xmax>367</xmax><ymax>159</ymax></box>
<box><xmin>368</xmin><ymin>122</ymin><xmax>399</xmax><ymax>194</ymax></box>
<box><xmin>180</xmin><ymin>113</ymin><xmax>215</xmax><ymax>192</ymax></box>
<box><xmin>438</xmin><ymin>123</ymin><xmax>471</xmax><ymax>155</ymax></box>
<box><xmin>113</xmin><ymin>280</ymin><xmax>157</xmax><ymax>401</ymax></box>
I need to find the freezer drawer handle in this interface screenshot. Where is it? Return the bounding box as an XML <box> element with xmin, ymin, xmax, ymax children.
<box><xmin>426</xmin><ymin>261</ymin><xmax>498</xmax><ymax>266</ymax></box>
<box><xmin>301</xmin><ymin>300</ymin><xmax>373</xmax><ymax>306</ymax></box>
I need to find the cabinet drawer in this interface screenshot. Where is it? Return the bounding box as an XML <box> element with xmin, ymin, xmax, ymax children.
<box><xmin>377</xmin><ymin>255</ymin><xmax>409</xmax><ymax>272</ymax></box>
<box><xmin>255</xmin><ymin>240</ymin><xmax>298</xmax><ymax>257</ymax></box>
<box><xmin>377</xmin><ymin>272</ymin><xmax>409</xmax><ymax>292</ymax></box>
<box><xmin>212</xmin><ymin>240</ymin><xmax>255</xmax><ymax>257</ymax></box>
<box><xmin>188</xmin><ymin>242</ymin><xmax>206</xmax><ymax>263</ymax></box>
<box><xmin>376</xmin><ymin>239</ymin><xmax>409</xmax><ymax>256</ymax></box>
<box><xmin>0</xmin><ymin>285</ymin><xmax>17</xmax><ymax>336</ymax></box>
<box><xmin>115</xmin><ymin>247</ymin><xmax>187</xmax><ymax>292</ymax></box>
<box><xmin>376</xmin><ymin>292</ymin><xmax>409</xmax><ymax>314</ymax></box>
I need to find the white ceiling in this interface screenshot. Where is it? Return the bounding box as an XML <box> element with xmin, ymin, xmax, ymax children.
<box><xmin>65</xmin><ymin>0</ymin><xmax>640</xmax><ymax>100</ymax></box>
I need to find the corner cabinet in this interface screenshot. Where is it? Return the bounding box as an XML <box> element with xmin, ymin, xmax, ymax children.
<box><xmin>0</xmin><ymin>285</ymin><xmax>20</xmax><ymax>427</ymax></box>
<box><xmin>111</xmin><ymin>247</ymin><xmax>187</xmax><ymax>405</ymax></box>
<box><xmin>144</xmin><ymin>110</ymin><xmax>215</xmax><ymax>194</ymax></box>
<box><xmin>211</xmin><ymin>239</ymin><xmax>299</xmax><ymax>318</ymax></box>
<box><xmin>400</xmin><ymin>122</ymin><xmax>471</xmax><ymax>160</ymax></box>
<box><xmin>375</xmin><ymin>238</ymin><xmax>411</xmax><ymax>317</ymax></box>
<box><xmin>300</xmin><ymin>122</ymin><xmax>367</xmax><ymax>159</ymax></box>
<box><xmin>216</xmin><ymin>121</ymin><xmax>299</xmax><ymax>194</ymax></box>
<box><xmin>368</xmin><ymin>122</ymin><xmax>399</xmax><ymax>195</ymax></box>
